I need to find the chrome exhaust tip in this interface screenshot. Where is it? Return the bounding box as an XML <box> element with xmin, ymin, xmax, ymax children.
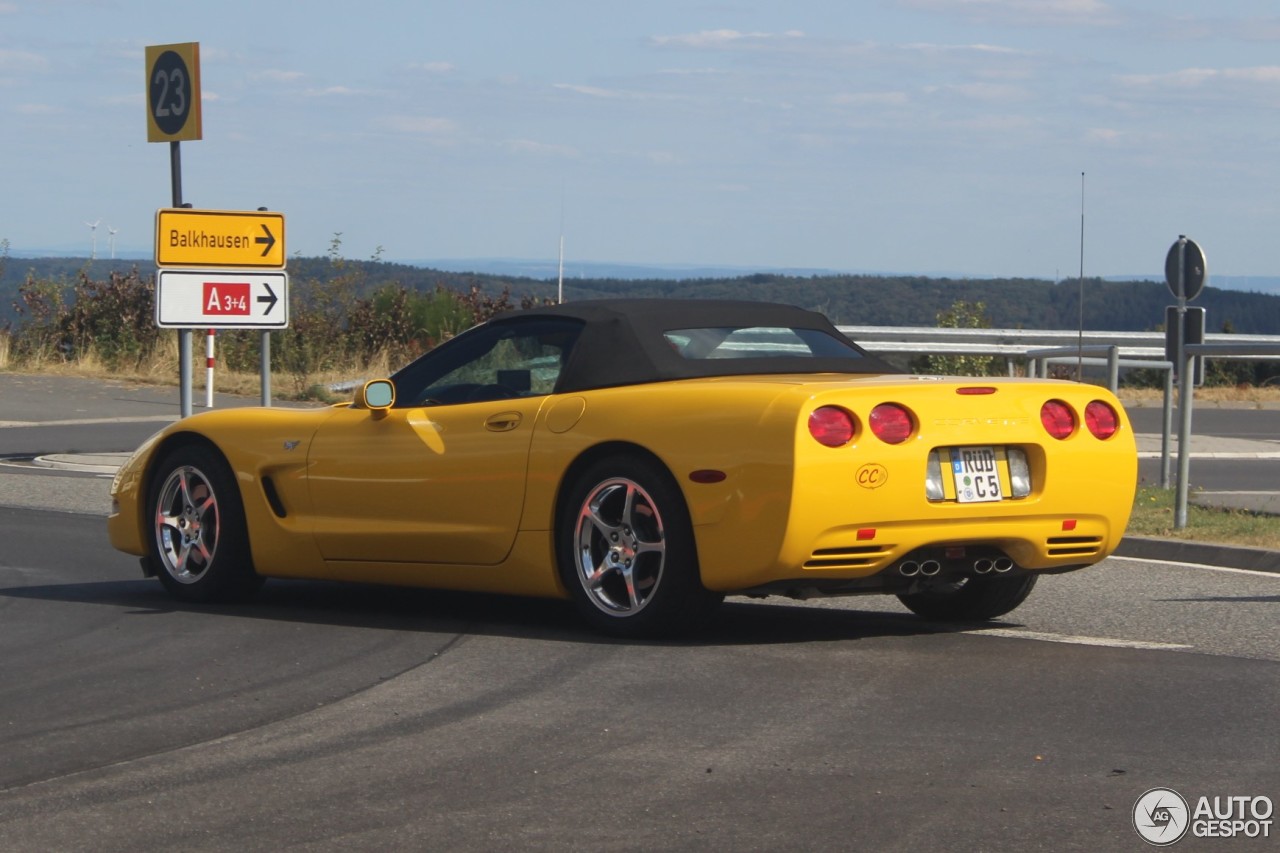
<box><xmin>920</xmin><ymin>560</ymin><xmax>942</xmax><ymax>577</ymax></box>
<box><xmin>899</xmin><ymin>561</ymin><xmax>920</xmax><ymax>577</ymax></box>
<box><xmin>973</xmin><ymin>558</ymin><xmax>994</xmax><ymax>574</ymax></box>
<box><xmin>994</xmin><ymin>557</ymin><xmax>1014</xmax><ymax>573</ymax></box>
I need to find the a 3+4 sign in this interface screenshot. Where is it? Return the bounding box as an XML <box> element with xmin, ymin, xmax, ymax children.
<box><xmin>156</xmin><ymin>270</ymin><xmax>289</xmax><ymax>329</ymax></box>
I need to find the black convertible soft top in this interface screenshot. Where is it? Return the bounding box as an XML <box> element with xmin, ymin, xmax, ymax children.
<box><xmin>489</xmin><ymin>298</ymin><xmax>902</xmax><ymax>393</ymax></box>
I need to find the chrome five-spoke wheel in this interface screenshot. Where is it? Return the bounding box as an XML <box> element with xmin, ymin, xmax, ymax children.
<box><xmin>573</xmin><ymin>477</ymin><xmax>667</xmax><ymax>617</ymax></box>
<box><xmin>153</xmin><ymin>464</ymin><xmax>221</xmax><ymax>584</ymax></box>
<box><xmin>558</xmin><ymin>455</ymin><xmax>722</xmax><ymax>637</ymax></box>
<box><xmin>146</xmin><ymin>444</ymin><xmax>261</xmax><ymax>603</ymax></box>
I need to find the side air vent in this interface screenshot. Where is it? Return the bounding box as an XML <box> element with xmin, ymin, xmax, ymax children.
<box><xmin>262</xmin><ymin>476</ymin><xmax>288</xmax><ymax>518</ymax></box>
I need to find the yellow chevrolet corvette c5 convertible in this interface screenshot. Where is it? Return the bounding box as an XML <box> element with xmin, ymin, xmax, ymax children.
<box><xmin>108</xmin><ymin>299</ymin><xmax>1137</xmax><ymax>637</ymax></box>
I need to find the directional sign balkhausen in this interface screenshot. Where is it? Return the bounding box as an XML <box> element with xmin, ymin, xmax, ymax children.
<box><xmin>156</xmin><ymin>208</ymin><xmax>286</xmax><ymax>269</ymax></box>
<box><xmin>156</xmin><ymin>270</ymin><xmax>289</xmax><ymax>329</ymax></box>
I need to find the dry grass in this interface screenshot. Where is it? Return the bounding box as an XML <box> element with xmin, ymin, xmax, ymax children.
<box><xmin>1119</xmin><ymin>384</ymin><xmax>1280</xmax><ymax>407</ymax></box>
<box><xmin>1127</xmin><ymin>486</ymin><xmax>1280</xmax><ymax>551</ymax></box>
<box><xmin>3</xmin><ymin>337</ymin><xmax>392</xmax><ymax>403</ymax></box>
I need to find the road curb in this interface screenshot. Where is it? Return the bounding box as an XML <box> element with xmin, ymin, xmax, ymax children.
<box><xmin>1116</xmin><ymin>536</ymin><xmax>1280</xmax><ymax>574</ymax></box>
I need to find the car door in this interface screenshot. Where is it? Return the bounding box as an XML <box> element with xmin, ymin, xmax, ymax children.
<box><xmin>306</xmin><ymin>397</ymin><xmax>544</xmax><ymax>565</ymax></box>
<box><xmin>305</xmin><ymin>316</ymin><xmax>582</xmax><ymax>566</ymax></box>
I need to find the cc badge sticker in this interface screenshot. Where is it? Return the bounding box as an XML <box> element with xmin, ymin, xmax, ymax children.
<box><xmin>856</xmin><ymin>463</ymin><xmax>888</xmax><ymax>489</ymax></box>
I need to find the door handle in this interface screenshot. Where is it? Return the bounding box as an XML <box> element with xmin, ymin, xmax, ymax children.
<box><xmin>485</xmin><ymin>411</ymin><xmax>522</xmax><ymax>432</ymax></box>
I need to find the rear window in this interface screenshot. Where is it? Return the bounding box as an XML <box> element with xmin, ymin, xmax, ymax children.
<box><xmin>663</xmin><ymin>326</ymin><xmax>864</xmax><ymax>360</ymax></box>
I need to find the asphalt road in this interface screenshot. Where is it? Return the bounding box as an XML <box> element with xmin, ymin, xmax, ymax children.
<box><xmin>1</xmin><ymin>374</ymin><xmax>1278</xmax><ymax>850</ymax></box>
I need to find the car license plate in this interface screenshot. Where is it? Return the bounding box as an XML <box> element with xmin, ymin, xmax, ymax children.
<box><xmin>950</xmin><ymin>446</ymin><xmax>1002</xmax><ymax>503</ymax></box>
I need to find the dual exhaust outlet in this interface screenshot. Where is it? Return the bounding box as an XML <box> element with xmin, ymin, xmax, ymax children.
<box><xmin>898</xmin><ymin>557</ymin><xmax>1014</xmax><ymax>577</ymax></box>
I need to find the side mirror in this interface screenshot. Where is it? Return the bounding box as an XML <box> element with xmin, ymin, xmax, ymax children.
<box><xmin>360</xmin><ymin>379</ymin><xmax>395</xmax><ymax>418</ymax></box>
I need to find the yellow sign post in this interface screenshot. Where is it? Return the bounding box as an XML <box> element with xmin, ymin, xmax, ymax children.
<box><xmin>155</xmin><ymin>208</ymin><xmax>287</xmax><ymax>269</ymax></box>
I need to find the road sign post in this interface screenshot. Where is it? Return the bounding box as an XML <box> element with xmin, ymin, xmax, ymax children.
<box><xmin>1165</xmin><ymin>235</ymin><xmax>1208</xmax><ymax>529</ymax></box>
<box><xmin>147</xmin><ymin>42</ymin><xmax>203</xmax><ymax>417</ymax></box>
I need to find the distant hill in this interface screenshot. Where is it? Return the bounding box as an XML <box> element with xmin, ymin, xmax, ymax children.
<box><xmin>4</xmin><ymin>255</ymin><xmax>1280</xmax><ymax>335</ymax></box>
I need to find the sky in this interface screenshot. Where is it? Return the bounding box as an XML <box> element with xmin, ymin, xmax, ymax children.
<box><xmin>4</xmin><ymin>0</ymin><xmax>1280</xmax><ymax>280</ymax></box>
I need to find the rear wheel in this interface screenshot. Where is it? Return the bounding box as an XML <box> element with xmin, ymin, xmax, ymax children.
<box><xmin>147</xmin><ymin>443</ymin><xmax>262</xmax><ymax>603</ymax></box>
<box><xmin>557</xmin><ymin>456</ymin><xmax>722</xmax><ymax>638</ymax></box>
<box><xmin>897</xmin><ymin>574</ymin><xmax>1037</xmax><ymax>621</ymax></box>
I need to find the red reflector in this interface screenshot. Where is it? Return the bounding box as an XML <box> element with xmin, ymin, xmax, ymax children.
<box><xmin>956</xmin><ymin>387</ymin><xmax>997</xmax><ymax>395</ymax></box>
<box><xmin>689</xmin><ymin>469</ymin><xmax>727</xmax><ymax>484</ymax></box>
<box><xmin>857</xmin><ymin>528</ymin><xmax>875</xmax><ymax>540</ymax></box>
<box><xmin>1062</xmin><ymin>519</ymin><xmax>1077</xmax><ymax>531</ymax></box>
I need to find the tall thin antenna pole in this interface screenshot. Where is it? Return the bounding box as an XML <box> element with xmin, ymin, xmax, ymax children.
<box><xmin>557</xmin><ymin>191</ymin><xmax>566</xmax><ymax>304</ymax></box>
<box><xmin>1077</xmin><ymin>171</ymin><xmax>1085</xmax><ymax>381</ymax></box>
<box><xmin>557</xmin><ymin>234</ymin><xmax>565</xmax><ymax>305</ymax></box>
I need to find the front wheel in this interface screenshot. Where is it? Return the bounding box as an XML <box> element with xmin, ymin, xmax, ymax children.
<box><xmin>557</xmin><ymin>456</ymin><xmax>721</xmax><ymax>638</ymax></box>
<box><xmin>147</xmin><ymin>443</ymin><xmax>262</xmax><ymax>603</ymax></box>
<box><xmin>897</xmin><ymin>574</ymin><xmax>1038</xmax><ymax>622</ymax></box>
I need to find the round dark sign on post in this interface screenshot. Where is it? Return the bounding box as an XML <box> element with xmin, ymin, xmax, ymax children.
<box><xmin>1164</xmin><ymin>236</ymin><xmax>1207</xmax><ymax>301</ymax></box>
<box><xmin>145</xmin><ymin>42</ymin><xmax>202</xmax><ymax>142</ymax></box>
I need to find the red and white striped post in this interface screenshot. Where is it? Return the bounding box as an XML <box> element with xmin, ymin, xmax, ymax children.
<box><xmin>205</xmin><ymin>329</ymin><xmax>216</xmax><ymax>408</ymax></box>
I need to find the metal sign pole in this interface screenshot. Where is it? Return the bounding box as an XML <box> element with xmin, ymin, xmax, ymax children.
<box><xmin>1174</xmin><ymin>238</ymin><xmax>1191</xmax><ymax>528</ymax></box>
<box><xmin>260</xmin><ymin>330</ymin><xmax>272</xmax><ymax>407</ymax></box>
<box><xmin>170</xmin><ymin>139</ymin><xmax>193</xmax><ymax>419</ymax></box>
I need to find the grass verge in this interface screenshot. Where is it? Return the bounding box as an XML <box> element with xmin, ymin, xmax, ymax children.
<box><xmin>1127</xmin><ymin>485</ymin><xmax>1280</xmax><ymax>551</ymax></box>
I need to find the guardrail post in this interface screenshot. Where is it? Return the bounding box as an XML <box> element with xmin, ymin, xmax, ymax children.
<box><xmin>1107</xmin><ymin>346</ymin><xmax>1119</xmax><ymax>393</ymax></box>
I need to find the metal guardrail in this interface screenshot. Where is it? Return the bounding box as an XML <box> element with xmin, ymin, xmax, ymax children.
<box><xmin>838</xmin><ymin>326</ymin><xmax>1280</xmax><ymax>527</ymax></box>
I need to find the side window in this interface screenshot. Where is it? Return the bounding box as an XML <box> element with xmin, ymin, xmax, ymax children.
<box><xmin>391</xmin><ymin>318</ymin><xmax>582</xmax><ymax>406</ymax></box>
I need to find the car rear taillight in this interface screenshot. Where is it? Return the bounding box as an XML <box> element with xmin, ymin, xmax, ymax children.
<box><xmin>1040</xmin><ymin>400</ymin><xmax>1075</xmax><ymax>440</ymax></box>
<box><xmin>1084</xmin><ymin>400</ymin><xmax>1119</xmax><ymax>439</ymax></box>
<box><xmin>869</xmin><ymin>403</ymin><xmax>913</xmax><ymax>444</ymax></box>
<box><xmin>809</xmin><ymin>406</ymin><xmax>856</xmax><ymax>447</ymax></box>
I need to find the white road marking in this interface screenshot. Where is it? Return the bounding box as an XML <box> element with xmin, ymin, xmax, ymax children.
<box><xmin>0</xmin><ymin>416</ymin><xmax>175</xmax><ymax>428</ymax></box>
<box><xmin>1108</xmin><ymin>555</ymin><xmax>1280</xmax><ymax>579</ymax></box>
<box><xmin>966</xmin><ymin>628</ymin><xmax>1193</xmax><ymax>651</ymax></box>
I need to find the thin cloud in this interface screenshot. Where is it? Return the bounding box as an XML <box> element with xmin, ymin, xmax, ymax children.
<box><xmin>382</xmin><ymin>115</ymin><xmax>459</xmax><ymax>137</ymax></box>
<box><xmin>651</xmin><ymin>29</ymin><xmax>805</xmax><ymax>49</ymax></box>
<box><xmin>501</xmin><ymin>139</ymin><xmax>580</xmax><ymax>158</ymax></box>
<box><xmin>407</xmin><ymin>61</ymin><xmax>455</xmax><ymax>74</ymax></box>
<box><xmin>0</xmin><ymin>48</ymin><xmax>48</xmax><ymax>71</ymax></box>
<box><xmin>254</xmin><ymin>69</ymin><xmax>306</xmax><ymax>83</ymax></box>
<box><xmin>1120</xmin><ymin>66</ymin><xmax>1280</xmax><ymax>87</ymax></box>
<box><xmin>901</xmin><ymin>0</ymin><xmax>1119</xmax><ymax>27</ymax></box>
<box><xmin>303</xmin><ymin>86</ymin><xmax>361</xmax><ymax>97</ymax></box>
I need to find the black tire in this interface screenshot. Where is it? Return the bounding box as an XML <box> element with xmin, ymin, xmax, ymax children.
<box><xmin>897</xmin><ymin>574</ymin><xmax>1038</xmax><ymax>622</ymax></box>
<box><xmin>146</xmin><ymin>443</ymin><xmax>263</xmax><ymax>603</ymax></box>
<box><xmin>557</xmin><ymin>455</ymin><xmax>722</xmax><ymax>638</ymax></box>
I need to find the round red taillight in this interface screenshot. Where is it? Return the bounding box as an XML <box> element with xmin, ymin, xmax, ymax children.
<box><xmin>809</xmin><ymin>406</ymin><xmax>856</xmax><ymax>447</ymax></box>
<box><xmin>1084</xmin><ymin>400</ymin><xmax>1119</xmax><ymax>439</ymax></box>
<box><xmin>869</xmin><ymin>403</ymin><xmax>913</xmax><ymax>444</ymax></box>
<box><xmin>1040</xmin><ymin>400</ymin><xmax>1076</xmax><ymax>440</ymax></box>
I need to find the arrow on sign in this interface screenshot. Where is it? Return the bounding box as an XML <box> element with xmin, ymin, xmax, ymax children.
<box><xmin>257</xmin><ymin>282</ymin><xmax>279</xmax><ymax>315</ymax></box>
<box><xmin>255</xmin><ymin>224</ymin><xmax>277</xmax><ymax>257</ymax></box>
